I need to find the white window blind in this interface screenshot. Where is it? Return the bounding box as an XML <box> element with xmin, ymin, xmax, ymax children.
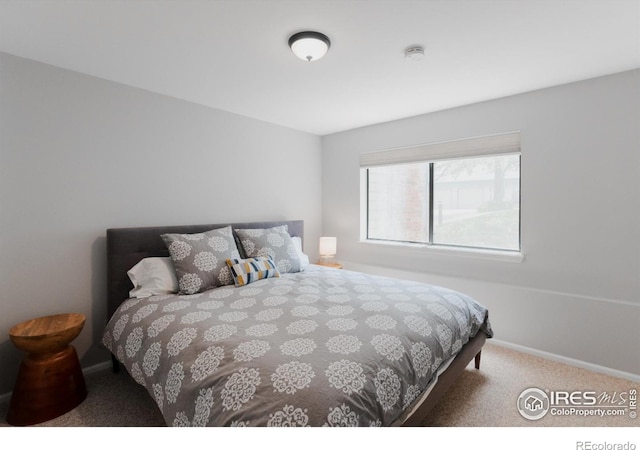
<box><xmin>359</xmin><ymin>132</ymin><xmax>520</xmax><ymax>167</ymax></box>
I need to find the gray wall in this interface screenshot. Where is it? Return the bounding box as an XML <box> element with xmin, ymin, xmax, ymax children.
<box><xmin>0</xmin><ymin>52</ymin><xmax>322</xmax><ymax>396</ymax></box>
<box><xmin>322</xmin><ymin>70</ymin><xmax>640</xmax><ymax>376</ymax></box>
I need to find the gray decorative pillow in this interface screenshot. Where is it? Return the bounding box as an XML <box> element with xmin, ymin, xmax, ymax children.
<box><xmin>235</xmin><ymin>225</ymin><xmax>302</xmax><ymax>274</ymax></box>
<box><xmin>161</xmin><ymin>226</ymin><xmax>241</xmax><ymax>294</ymax></box>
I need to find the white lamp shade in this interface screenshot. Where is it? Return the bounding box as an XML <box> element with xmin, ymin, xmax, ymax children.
<box><xmin>288</xmin><ymin>31</ymin><xmax>330</xmax><ymax>62</ymax></box>
<box><xmin>319</xmin><ymin>237</ymin><xmax>337</xmax><ymax>257</ymax></box>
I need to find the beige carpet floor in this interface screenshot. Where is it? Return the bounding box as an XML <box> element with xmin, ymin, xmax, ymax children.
<box><xmin>0</xmin><ymin>342</ymin><xmax>637</xmax><ymax>427</ymax></box>
<box><xmin>421</xmin><ymin>343</ymin><xmax>638</xmax><ymax>427</ymax></box>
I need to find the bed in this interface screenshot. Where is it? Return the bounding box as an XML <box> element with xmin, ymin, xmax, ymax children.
<box><xmin>103</xmin><ymin>220</ymin><xmax>492</xmax><ymax>426</ymax></box>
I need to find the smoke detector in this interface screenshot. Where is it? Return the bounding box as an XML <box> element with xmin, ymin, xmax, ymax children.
<box><xmin>404</xmin><ymin>46</ymin><xmax>425</xmax><ymax>62</ymax></box>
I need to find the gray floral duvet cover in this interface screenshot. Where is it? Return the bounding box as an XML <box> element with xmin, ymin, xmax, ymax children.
<box><xmin>102</xmin><ymin>266</ymin><xmax>492</xmax><ymax>426</ymax></box>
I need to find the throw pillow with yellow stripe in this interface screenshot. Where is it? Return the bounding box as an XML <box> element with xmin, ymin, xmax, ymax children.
<box><xmin>226</xmin><ymin>256</ymin><xmax>280</xmax><ymax>287</ymax></box>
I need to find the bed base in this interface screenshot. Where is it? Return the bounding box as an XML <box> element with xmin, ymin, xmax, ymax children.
<box><xmin>399</xmin><ymin>331</ymin><xmax>487</xmax><ymax>426</ymax></box>
<box><xmin>111</xmin><ymin>354</ymin><xmax>120</xmax><ymax>373</ymax></box>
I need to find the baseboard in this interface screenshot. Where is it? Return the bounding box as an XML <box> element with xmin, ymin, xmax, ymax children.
<box><xmin>0</xmin><ymin>359</ymin><xmax>113</xmax><ymax>405</ymax></box>
<box><xmin>489</xmin><ymin>338</ymin><xmax>640</xmax><ymax>383</ymax></box>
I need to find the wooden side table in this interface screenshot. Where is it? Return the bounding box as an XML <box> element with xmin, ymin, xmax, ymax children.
<box><xmin>6</xmin><ymin>313</ymin><xmax>88</xmax><ymax>426</ymax></box>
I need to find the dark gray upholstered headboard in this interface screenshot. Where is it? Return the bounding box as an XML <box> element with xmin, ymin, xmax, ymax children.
<box><xmin>106</xmin><ymin>220</ymin><xmax>304</xmax><ymax>320</ymax></box>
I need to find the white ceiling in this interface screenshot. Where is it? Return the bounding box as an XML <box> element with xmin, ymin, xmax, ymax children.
<box><xmin>1</xmin><ymin>0</ymin><xmax>639</xmax><ymax>135</ymax></box>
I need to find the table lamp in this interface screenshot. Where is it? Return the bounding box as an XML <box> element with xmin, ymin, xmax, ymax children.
<box><xmin>319</xmin><ymin>236</ymin><xmax>337</xmax><ymax>264</ymax></box>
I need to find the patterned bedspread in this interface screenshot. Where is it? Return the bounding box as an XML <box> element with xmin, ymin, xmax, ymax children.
<box><xmin>102</xmin><ymin>266</ymin><xmax>492</xmax><ymax>426</ymax></box>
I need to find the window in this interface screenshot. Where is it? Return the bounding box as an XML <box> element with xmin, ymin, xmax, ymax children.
<box><xmin>367</xmin><ymin>162</ymin><xmax>429</xmax><ymax>243</ymax></box>
<box><xmin>361</xmin><ymin>133</ymin><xmax>521</xmax><ymax>253</ymax></box>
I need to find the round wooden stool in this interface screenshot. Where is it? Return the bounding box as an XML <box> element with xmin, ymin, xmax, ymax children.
<box><xmin>6</xmin><ymin>313</ymin><xmax>88</xmax><ymax>426</ymax></box>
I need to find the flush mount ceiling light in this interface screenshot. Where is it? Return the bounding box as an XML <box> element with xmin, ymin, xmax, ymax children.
<box><xmin>288</xmin><ymin>31</ymin><xmax>331</xmax><ymax>62</ymax></box>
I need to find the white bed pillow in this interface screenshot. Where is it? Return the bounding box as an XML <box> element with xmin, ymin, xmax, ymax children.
<box><xmin>127</xmin><ymin>257</ymin><xmax>178</xmax><ymax>298</ymax></box>
<box><xmin>291</xmin><ymin>236</ymin><xmax>310</xmax><ymax>269</ymax></box>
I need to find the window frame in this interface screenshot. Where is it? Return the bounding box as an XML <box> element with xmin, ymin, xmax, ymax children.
<box><xmin>359</xmin><ymin>132</ymin><xmax>523</xmax><ymax>261</ymax></box>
